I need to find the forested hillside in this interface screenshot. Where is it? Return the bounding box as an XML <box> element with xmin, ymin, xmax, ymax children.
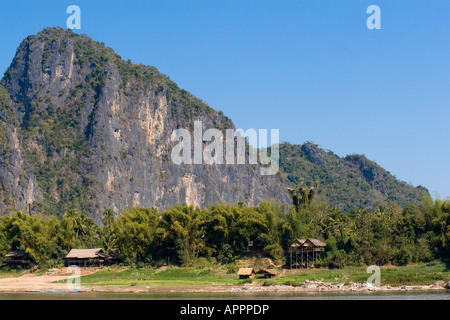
<box><xmin>277</xmin><ymin>142</ymin><xmax>427</xmax><ymax>212</ymax></box>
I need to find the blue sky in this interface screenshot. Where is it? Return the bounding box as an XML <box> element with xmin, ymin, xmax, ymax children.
<box><xmin>0</xmin><ymin>0</ymin><xmax>449</xmax><ymax>198</ymax></box>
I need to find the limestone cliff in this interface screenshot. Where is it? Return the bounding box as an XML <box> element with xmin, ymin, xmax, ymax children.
<box><xmin>0</xmin><ymin>27</ymin><xmax>290</xmax><ymax>218</ymax></box>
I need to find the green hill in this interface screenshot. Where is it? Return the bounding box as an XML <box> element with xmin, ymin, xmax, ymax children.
<box><xmin>277</xmin><ymin>142</ymin><xmax>428</xmax><ymax>211</ymax></box>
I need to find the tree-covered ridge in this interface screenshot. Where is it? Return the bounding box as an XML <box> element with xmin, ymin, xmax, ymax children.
<box><xmin>0</xmin><ymin>196</ymin><xmax>448</xmax><ymax>269</ymax></box>
<box><xmin>277</xmin><ymin>142</ymin><xmax>427</xmax><ymax>212</ymax></box>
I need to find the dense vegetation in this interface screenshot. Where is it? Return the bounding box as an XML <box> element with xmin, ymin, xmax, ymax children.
<box><xmin>0</xmin><ymin>193</ymin><xmax>448</xmax><ymax>269</ymax></box>
<box><xmin>277</xmin><ymin>142</ymin><xmax>427</xmax><ymax>212</ymax></box>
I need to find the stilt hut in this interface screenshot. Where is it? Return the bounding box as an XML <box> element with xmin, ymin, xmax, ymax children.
<box><xmin>65</xmin><ymin>248</ymin><xmax>113</xmax><ymax>267</ymax></box>
<box><xmin>289</xmin><ymin>238</ymin><xmax>326</xmax><ymax>269</ymax></box>
<box><xmin>4</xmin><ymin>251</ymin><xmax>36</xmax><ymax>268</ymax></box>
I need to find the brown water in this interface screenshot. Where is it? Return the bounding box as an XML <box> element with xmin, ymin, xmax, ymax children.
<box><xmin>0</xmin><ymin>290</ymin><xmax>448</xmax><ymax>300</ymax></box>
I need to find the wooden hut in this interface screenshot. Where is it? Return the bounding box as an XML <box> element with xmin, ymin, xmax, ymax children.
<box><xmin>4</xmin><ymin>250</ymin><xmax>36</xmax><ymax>268</ymax></box>
<box><xmin>256</xmin><ymin>268</ymin><xmax>279</xmax><ymax>279</ymax></box>
<box><xmin>289</xmin><ymin>238</ymin><xmax>326</xmax><ymax>269</ymax></box>
<box><xmin>65</xmin><ymin>248</ymin><xmax>113</xmax><ymax>267</ymax></box>
<box><xmin>237</xmin><ymin>268</ymin><xmax>254</xmax><ymax>279</ymax></box>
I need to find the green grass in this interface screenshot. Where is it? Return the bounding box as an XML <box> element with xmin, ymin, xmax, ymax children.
<box><xmin>73</xmin><ymin>261</ymin><xmax>449</xmax><ymax>290</ymax></box>
<box><xmin>262</xmin><ymin>269</ymin><xmax>353</xmax><ymax>287</ymax></box>
<box><xmin>370</xmin><ymin>261</ymin><xmax>449</xmax><ymax>286</ymax></box>
<box><xmin>263</xmin><ymin>261</ymin><xmax>450</xmax><ymax>286</ymax></box>
<box><xmin>0</xmin><ymin>267</ymin><xmax>30</xmax><ymax>278</ymax></box>
<box><xmin>77</xmin><ymin>265</ymin><xmax>242</xmax><ymax>288</ymax></box>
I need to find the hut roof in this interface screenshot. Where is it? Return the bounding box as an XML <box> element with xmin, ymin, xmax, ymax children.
<box><xmin>5</xmin><ymin>250</ymin><xmax>28</xmax><ymax>258</ymax></box>
<box><xmin>290</xmin><ymin>238</ymin><xmax>326</xmax><ymax>248</ymax></box>
<box><xmin>290</xmin><ymin>239</ymin><xmax>307</xmax><ymax>247</ymax></box>
<box><xmin>237</xmin><ymin>268</ymin><xmax>254</xmax><ymax>276</ymax></box>
<box><xmin>257</xmin><ymin>268</ymin><xmax>279</xmax><ymax>276</ymax></box>
<box><xmin>307</xmin><ymin>238</ymin><xmax>326</xmax><ymax>247</ymax></box>
<box><xmin>66</xmin><ymin>248</ymin><xmax>105</xmax><ymax>259</ymax></box>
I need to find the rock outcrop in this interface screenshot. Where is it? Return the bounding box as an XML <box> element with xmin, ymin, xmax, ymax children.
<box><xmin>0</xmin><ymin>27</ymin><xmax>290</xmax><ymax>218</ymax></box>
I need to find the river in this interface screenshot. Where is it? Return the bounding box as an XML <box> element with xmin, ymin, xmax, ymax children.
<box><xmin>0</xmin><ymin>290</ymin><xmax>448</xmax><ymax>300</ymax></box>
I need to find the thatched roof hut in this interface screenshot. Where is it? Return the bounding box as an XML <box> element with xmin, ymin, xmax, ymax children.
<box><xmin>305</xmin><ymin>238</ymin><xmax>326</xmax><ymax>247</ymax></box>
<box><xmin>237</xmin><ymin>268</ymin><xmax>254</xmax><ymax>279</ymax></box>
<box><xmin>4</xmin><ymin>250</ymin><xmax>36</xmax><ymax>268</ymax></box>
<box><xmin>290</xmin><ymin>239</ymin><xmax>307</xmax><ymax>247</ymax></box>
<box><xmin>289</xmin><ymin>238</ymin><xmax>326</xmax><ymax>269</ymax></box>
<box><xmin>5</xmin><ymin>250</ymin><xmax>28</xmax><ymax>259</ymax></box>
<box><xmin>256</xmin><ymin>268</ymin><xmax>279</xmax><ymax>278</ymax></box>
<box><xmin>66</xmin><ymin>248</ymin><xmax>107</xmax><ymax>259</ymax></box>
<box><xmin>65</xmin><ymin>248</ymin><xmax>114</xmax><ymax>267</ymax></box>
<box><xmin>290</xmin><ymin>238</ymin><xmax>326</xmax><ymax>249</ymax></box>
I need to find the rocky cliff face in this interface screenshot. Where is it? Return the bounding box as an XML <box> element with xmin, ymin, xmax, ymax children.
<box><xmin>0</xmin><ymin>117</ymin><xmax>43</xmax><ymax>213</ymax></box>
<box><xmin>0</xmin><ymin>27</ymin><xmax>290</xmax><ymax>218</ymax></box>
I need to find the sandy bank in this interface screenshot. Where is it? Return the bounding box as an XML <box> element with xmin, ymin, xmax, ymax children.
<box><xmin>0</xmin><ymin>268</ymin><xmax>98</xmax><ymax>293</ymax></box>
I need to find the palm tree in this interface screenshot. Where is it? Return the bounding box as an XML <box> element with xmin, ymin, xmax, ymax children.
<box><xmin>102</xmin><ymin>208</ymin><xmax>116</xmax><ymax>228</ymax></box>
<box><xmin>63</xmin><ymin>209</ymin><xmax>79</xmax><ymax>235</ymax></box>
<box><xmin>62</xmin><ymin>210</ymin><xmax>94</xmax><ymax>240</ymax></box>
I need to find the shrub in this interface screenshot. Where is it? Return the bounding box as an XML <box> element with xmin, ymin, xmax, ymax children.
<box><xmin>217</xmin><ymin>244</ymin><xmax>235</xmax><ymax>264</ymax></box>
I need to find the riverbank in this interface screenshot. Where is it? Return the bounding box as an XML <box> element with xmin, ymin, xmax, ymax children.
<box><xmin>0</xmin><ymin>261</ymin><xmax>448</xmax><ymax>295</ymax></box>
